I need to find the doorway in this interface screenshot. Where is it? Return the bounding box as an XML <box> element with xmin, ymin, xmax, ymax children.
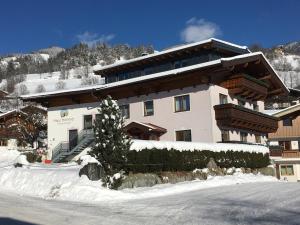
<box><xmin>69</xmin><ymin>129</ymin><xmax>78</xmax><ymax>151</ymax></box>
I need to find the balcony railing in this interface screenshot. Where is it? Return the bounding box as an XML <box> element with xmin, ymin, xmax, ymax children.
<box><xmin>214</xmin><ymin>103</ymin><xmax>278</xmax><ymax>133</ymax></box>
<box><xmin>282</xmin><ymin>150</ymin><xmax>300</xmax><ymax>158</ymax></box>
<box><xmin>220</xmin><ymin>74</ymin><xmax>268</xmax><ymax>101</ymax></box>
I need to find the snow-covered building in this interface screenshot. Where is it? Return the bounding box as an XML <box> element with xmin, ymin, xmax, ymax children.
<box><xmin>0</xmin><ymin>105</ymin><xmax>47</xmax><ymax>150</ymax></box>
<box><xmin>21</xmin><ymin>38</ymin><xmax>288</xmax><ymax>162</ymax></box>
<box><xmin>269</xmin><ymin>104</ymin><xmax>300</xmax><ymax>181</ymax></box>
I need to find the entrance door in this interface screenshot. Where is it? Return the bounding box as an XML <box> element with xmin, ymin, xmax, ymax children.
<box><xmin>69</xmin><ymin>129</ymin><xmax>78</xmax><ymax>151</ymax></box>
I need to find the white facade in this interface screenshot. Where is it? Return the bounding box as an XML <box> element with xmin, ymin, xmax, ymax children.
<box><xmin>47</xmin><ymin>84</ymin><xmax>266</xmax><ymax>157</ymax></box>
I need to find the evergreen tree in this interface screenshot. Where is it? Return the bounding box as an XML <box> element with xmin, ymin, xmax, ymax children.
<box><xmin>89</xmin><ymin>96</ymin><xmax>131</xmax><ymax>180</ymax></box>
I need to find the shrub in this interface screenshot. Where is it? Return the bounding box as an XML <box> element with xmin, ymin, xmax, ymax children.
<box><xmin>23</xmin><ymin>152</ymin><xmax>42</xmax><ymax>163</ymax></box>
<box><xmin>125</xmin><ymin>148</ymin><xmax>269</xmax><ymax>173</ymax></box>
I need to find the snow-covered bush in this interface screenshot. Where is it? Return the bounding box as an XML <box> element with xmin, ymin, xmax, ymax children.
<box><xmin>81</xmin><ymin>75</ymin><xmax>99</xmax><ymax>86</ymax></box>
<box><xmin>89</xmin><ymin>95</ymin><xmax>131</xmax><ymax>189</ymax></box>
<box><xmin>17</xmin><ymin>84</ymin><xmax>29</xmax><ymax>95</ymax></box>
<box><xmin>35</xmin><ymin>84</ymin><xmax>46</xmax><ymax>93</ymax></box>
<box><xmin>55</xmin><ymin>80</ymin><xmax>66</xmax><ymax>90</ymax></box>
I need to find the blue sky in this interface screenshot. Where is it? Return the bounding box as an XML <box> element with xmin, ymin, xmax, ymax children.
<box><xmin>1</xmin><ymin>0</ymin><xmax>299</xmax><ymax>55</ymax></box>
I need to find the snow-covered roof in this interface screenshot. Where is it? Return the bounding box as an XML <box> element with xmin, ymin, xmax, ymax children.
<box><xmin>271</xmin><ymin>103</ymin><xmax>300</xmax><ymax>117</ymax></box>
<box><xmin>21</xmin><ymin>52</ymin><xmax>289</xmax><ymax>100</ymax></box>
<box><xmin>94</xmin><ymin>38</ymin><xmax>250</xmax><ymax>73</ymax></box>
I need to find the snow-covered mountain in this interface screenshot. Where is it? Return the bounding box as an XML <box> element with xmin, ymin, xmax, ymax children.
<box><xmin>252</xmin><ymin>41</ymin><xmax>300</xmax><ymax>88</ymax></box>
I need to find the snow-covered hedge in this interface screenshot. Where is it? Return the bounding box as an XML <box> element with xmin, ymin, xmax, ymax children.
<box><xmin>130</xmin><ymin>140</ymin><xmax>269</xmax><ymax>154</ymax></box>
<box><xmin>126</xmin><ymin>149</ymin><xmax>270</xmax><ymax>173</ymax></box>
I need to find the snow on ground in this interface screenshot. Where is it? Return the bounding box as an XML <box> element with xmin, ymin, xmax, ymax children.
<box><xmin>0</xmin><ymin>149</ymin><xmax>20</xmax><ymax>164</ymax></box>
<box><xmin>131</xmin><ymin>139</ymin><xmax>269</xmax><ymax>154</ymax></box>
<box><xmin>1</xmin><ymin>182</ymin><xmax>299</xmax><ymax>225</ymax></box>
<box><xmin>0</xmin><ymin>157</ymin><xmax>276</xmax><ymax>204</ymax></box>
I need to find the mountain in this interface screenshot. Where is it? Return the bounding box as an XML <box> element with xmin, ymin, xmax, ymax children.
<box><xmin>250</xmin><ymin>41</ymin><xmax>300</xmax><ymax>89</ymax></box>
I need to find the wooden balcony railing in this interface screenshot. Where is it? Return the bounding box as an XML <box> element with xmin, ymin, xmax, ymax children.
<box><xmin>282</xmin><ymin>150</ymin><xmax>300</xmax><ymax>158</ymax></box>
<box><xmin>220</xmin><ymin>74</ymin><xmax>268</xmax><ymax>101</ymax></box>
<box><xmin>214</xmin><ymin>103</ymin><xmax>278</xmax><ymax>133</ymax></box>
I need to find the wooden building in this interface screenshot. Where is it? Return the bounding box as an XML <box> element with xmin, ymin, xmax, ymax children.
<box><xmin>269</xmin><ymin>104</ymin><xmax>300</xmax><ymax>181</ymax></box>
<box><xmin>0</xmin><ymin>105</ymin><xmax>47</xmax><ymax>150</ymax></box>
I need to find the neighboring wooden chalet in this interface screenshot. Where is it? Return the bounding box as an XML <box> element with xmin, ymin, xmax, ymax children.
<box><xmin>20</xmin><ymin>38</ymin><xmax>289</xmax><ymax>163</ymax></box>
<box><xmin>269</xmin><ymin>104</ymin><xmax>300</xmax><ymax>181</ymax></box>
<box><xmin>0</xmin><ymin>105</ymin><xmax>47</xmax><ymax>149</ymax></box>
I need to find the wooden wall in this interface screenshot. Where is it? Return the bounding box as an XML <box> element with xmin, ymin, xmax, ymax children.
<box><xmin>269</xmin><ymin>114</ymin><xmax>300</xmax><ymax>139</ymax></box>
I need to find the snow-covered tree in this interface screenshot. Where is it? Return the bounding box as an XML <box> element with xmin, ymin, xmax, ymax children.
<box><xmin>89</xmin><ymin>95</ymin><xmax>131</xmax><ymax>187</ymax></box>
<box><xmin>35</xmin><ymin>84</ymin><xmax>46</xmax><ymax>93</ymax></box>
<box><xmin>55</xmin><ymin>80</ymin><xmax>66</xmax><ymax>90</ymax></box>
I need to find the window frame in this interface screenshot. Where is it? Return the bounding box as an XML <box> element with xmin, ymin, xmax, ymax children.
<box><xmin>240</xmin><ymin>132</ymin><xmax>248</xmax><ymax>143</ymax></box>
<box><xmin>280</xmin><ymin>165</ymin><xmax>294</xmax><ymax>176</ymax></box>
<box><xmin>144</xmin><ymin>100</ymin><xmax>154</xmax><ymax>116</ymax></box>
<box><xmin>219</xmin><ymin>94</ymin><xmax>228</xmax><ymax>105</ymax></box>
<box><xmin>221</xmin><ymin>130</ymin><xmax>230</xmax><ymax>142</ymax></box>
<box><xmin>83</xmin><ymin>114</ymin><xmax>93</xmax><ymax>130</ymax></box>
<box><xmin>255</xmin><ymin>135</ymin><xmax>261</xmax><ymax>144</ymax></box>
<box><xmin>283</xmin><ymin>118</ymin><xmax>293</xmax><ymax>126</ymax></box>
<box><xmin>174</xmin><ymin>94</ymin><xmax>190</xmax><ymax>112</ymax></box>
<box><xmin>175</xmin><ymin>129</ymin><xmax>192</xmax><ymax>142</ymax></box>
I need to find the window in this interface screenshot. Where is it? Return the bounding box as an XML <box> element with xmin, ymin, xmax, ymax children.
<box><xmin>144</xmin><ymin>100</ymin><xmax>154</xmax><ymax>116</ymax></box>
<box><xmin>175</xmin><ymin>95</ymin><xmax>190</xmax><ymax>112</ymax></box>
<box><xmin>120</xmin><ymin>104</ymin><xmax>130</xmax><ymax>119</ymax></box>
<box><xmin>279</xmin><ymin>141</ymin><xmax>291</xmax><ymax>150</ymax></box>
<box><xmin>0</xmin><ymin>139</ymin><xmax>7</xmax><ymax>146</ymax></box>
<box><xmin>255</xmin><ymin>135</ymin><xmax>261</xmax><ymax>144</ymax></box>
<box><xmin>240</xmin><ymin>132</ymin><xmax>247</xmax><ymax>142</ymax></box>
<box><xmin>219</xmin><ymin>94</ymin><xmax>228</xmax><ymax>105</ymax></box>
<box><xmin>83</xmin><ymin>115</ymin><xmax>93</xmax><ymax>129</ymax></box>
<box><xmin>221</xmin><ymin>130</ymin><xmax>230</xmax><ymax>142</ymax></box>
<box><xmin>280</xmin><ymin>165</ymin><xmax>294</xmax><ymax>176</ymax></box>
<box><xmin>176</xmin><ymin>130</ymin><xmax>192</xmax><ymax>142</ymax></box>
<box><xmin>238</xmin><ymin>99</ymin><xmax>245</xmax><ymax>107</ymax></box>
<box><xmin>283</xmin><ymin>118</ymin><xmax>292</xmax><ymax>126</ymax></box>
<box><xmin>253</xmin><ymin>104</ymin><xmax>259</xmax><ymax>112</ymax></box>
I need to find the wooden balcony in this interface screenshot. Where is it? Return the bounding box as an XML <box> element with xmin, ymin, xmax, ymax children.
<box><xmin>214</xmin><ymin>103</ymin><xmax>278</xmax><ymax>133</ymax></box>
<box><xmin>282</xmin><ymin>150</ymin><xmax>300</xmax><ymax>158</ymax></box>
<box><xmin>220</xmin><ymin>74</ymin><xmax>268</xmax><ymax>101</ymax></box>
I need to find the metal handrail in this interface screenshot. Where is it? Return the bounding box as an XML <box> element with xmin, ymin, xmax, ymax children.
<box><xmin>52</xmin><ymin>129</ymin><xmax>94</xmax><ymax>162</ymax></box>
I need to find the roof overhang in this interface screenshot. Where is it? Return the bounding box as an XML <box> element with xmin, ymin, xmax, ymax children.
<box><xmin>21</xmin><ymin>52</ymin><xmax>289</xmax><ymax>107</ymax></box>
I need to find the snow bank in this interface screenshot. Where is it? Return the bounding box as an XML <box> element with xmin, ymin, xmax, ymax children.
<box><xmin>0</xmin><ymin>149</ymin><xmax>20</xmax><ymax>165</ymax></box>
<box><xmin>0</xmin><ymin>164</ymin><xmax>276</xmax><ymax>203</ymax></box>
<box><xmin>130</xmin><ymin>140</ymin><xmax>269</xmax><ymax>154</ymax></box>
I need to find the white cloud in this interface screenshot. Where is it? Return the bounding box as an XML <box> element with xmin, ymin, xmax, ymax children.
<box><xmin>180</xmin><ymin>18</ymin><xmax>221</xmax><ymax>43</ymax></box>
<box><xmin>76</xmin><ymin>31</ymin><xmax>115</xmax><ymax>46</ymax></box>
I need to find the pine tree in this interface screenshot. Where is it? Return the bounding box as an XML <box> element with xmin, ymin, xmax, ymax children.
<box><xmin>90</xmin><ymin>95</ymin><xmax>131</xmax><ymax>178</ymax></box>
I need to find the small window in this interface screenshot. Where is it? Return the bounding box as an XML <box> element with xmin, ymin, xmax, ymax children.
<box><xmin>120</xmin><ymin>104</ymin><xmax>130</xmax><ymax>119</ymax></box>
<box><xmin>83</xmin><ymin>115</ymin><xmax>93</xmax><ymax>129</ymax></box>
<box><xmin>240</xmin><ymin>132</ymin><xmax>247</xmax><ymax>142</ymax></box>
<box><xmin>280</xmin><ymin>165</ymin><xmax>294</xmax><ymax>176</ymax></box>
<box><xmin>253</xmin><ymin>104</ymin><xmax>259</xmax><ymax>112</ymax></box>
<box><xmin>283</xmin><ymin>118</ymin><xmax>292</xmax><ymax>126</ymax></box>
<box><xmin>175</xmin><ymin>95</ymin><xmax>190</xmax><ymax>112</ymax></box>
<box><xmin>221</xmin><ymin>130</ymin><xmax>230</xmax><ymax>142</ymax></box>
<box><xmin>238</xmin><ymin>99</ymin><xmax>245</xmax><ymax>107</ymax></box>
<box><xmin>255</xmin><ymin>135</ymin><xmax>261</xmax><ymax>144</ymax></box>
<box><xmin>0</xmin><ymin>139</ymin><xmax>7</xmax><ymax>146</ymax></box>
<box><xmin>219</xmin><ymin>94</ymin><xmax>228</xmax><ymax>105</ymax></box>
<box><xmin>144</xmin><ymin>100</ymin><xmax>154</xmax><ymax>116</ymax></box>
<box><xmin>176</xmin><ymin>130</ymin><xmax>192</xmax><ymax>142</ymax></box>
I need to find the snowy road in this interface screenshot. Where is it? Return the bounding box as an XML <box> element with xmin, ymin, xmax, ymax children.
<box><xmin>1</xmin><ymin>182</ymin><xmax>300</xmax><ymax>225</ymax></box>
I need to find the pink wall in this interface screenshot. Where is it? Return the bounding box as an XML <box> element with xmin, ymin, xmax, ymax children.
<box><xmin>118</xmin><ymin>85</ymin><xmax>215</xmax><ymax>142</ymax></box>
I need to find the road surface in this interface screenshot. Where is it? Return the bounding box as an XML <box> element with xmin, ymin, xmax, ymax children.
<box><xmin>0</xmin><ymin>182</ymin><xmax>300</xmax><ymax>225</ymax></box>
